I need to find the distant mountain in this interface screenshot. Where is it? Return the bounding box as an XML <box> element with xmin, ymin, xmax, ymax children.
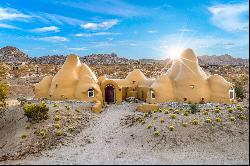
<box><xmin>198</xmin><ymin>54</ymin><xmax>249</xmax><ymax>66</ymax></box>
<box><xmin>0</xmin><ymin>46</ymin><xmax>29</xmax><ymax>63</ymax></box>
<box><xmin>0</xmin><ymin>46</ymin><xmax>248</xmax><ymax>66</ymax></box>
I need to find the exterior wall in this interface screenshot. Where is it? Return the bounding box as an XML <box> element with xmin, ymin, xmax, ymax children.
<box><xmin>34</xmin><ymin>75</ymin><xmax>53</xmax><ymax>98</ymax></box>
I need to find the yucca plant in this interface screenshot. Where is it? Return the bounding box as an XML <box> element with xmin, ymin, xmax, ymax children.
<box><xmin>75</xmin><ymin>109</ymin><xmax>80</xmax><ymax>113</ymax></box>
<box><xmin>215</xmin><ymin>108</ymin><xmax>220</xmax><ymax>113</ymax></box>
<box><xmin>205</xmin><ymin>117</ymin><xmax>212</xmax><ymax>123</ymax></box>
<box><xmin>160</xmin><ymin>118</ymin><xmax>165</xmax><ymax>123</ymax></box>
<box><xmin>228</xmin><ymin>107</ymin><xmax>234</xmax><ymax>113</ymax></box>
<box><xmin>237</xmin><ymin>105</ymin><xmax>243</xmax><ymax>111</ymax></box>
<box><xmin>203</xmin><ymin>111</ymin><xmax>209</xmax><ymax>116</ymax></box>
<box><xmin>53</xmin><ymin>102</ymin><xmax>58</xmax><ymax>108</ymax></box>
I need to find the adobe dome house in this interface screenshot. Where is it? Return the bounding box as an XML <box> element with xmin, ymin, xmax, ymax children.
<box><xmin>34</xmin><ymin>48</ymin><xmax>235</xmax><ymax>113</ymax></box>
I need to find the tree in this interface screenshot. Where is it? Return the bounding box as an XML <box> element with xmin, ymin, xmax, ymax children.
<box><xmin>0</xmin><ymin>81</ymin><xmax>8</xmax><ymax>108</ymax></box>
<box><xmin>235</xmin><ymin>81</ymin><xmax>245</xmax><ymax>99</ymax></box>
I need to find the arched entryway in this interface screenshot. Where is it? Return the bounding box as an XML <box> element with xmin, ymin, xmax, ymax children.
<box><xmin>105</xmin><ymin>85</ymin><xmax>115</xmax><ymax>104</ymax></box>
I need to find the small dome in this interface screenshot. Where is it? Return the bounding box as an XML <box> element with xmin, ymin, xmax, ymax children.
<box><xmin>125</xmin><ymin>69</ymin><xmax>147</xmax><ymax>82</ymax></box>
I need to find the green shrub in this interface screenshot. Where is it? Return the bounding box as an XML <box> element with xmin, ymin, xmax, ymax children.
<box><xmin>203</xmin><ymin>111</ymin><xmax>209</xmax><ymax>116</ymax></box>
<box><xmin>205</xmin><ymin>118</ymin><xmax>212</xmax><ymax>123</ymax></box>
<box><xmin>189</xmin><ymin>103</ymin><xmax>199</xmax><ymax>114</ymax></box>
<box><xmin>17</xmin><ymin>95</ymin><xmax>27</xmax><ymax>106</ymax></box>
<box><xmin>229</xmin><ymin>116</ymin><xmax>236</xmax><ymax>121</ymax></box>
<box><xmin>215</xmin><ymin>117</ymin><xmax>222</xmax><ymax>122</ymax></box>
<box><xmin>20</xmin><ymin>134</ymin><xmax>27</xmax><ymax>139</ymax></box>
<box><xmin>75</xmin><ymin>109</ymin><xmax>80</xmax><ymax>113</ymax></box>
<box><xmin>147</xmin><ymin>124</ymin><xmax>152</xmax><ymax>129</ymax></box>
<box><xmin>168</xmin><ymin>125</ymin><xmax>175</xmax><ymax>131</ymax></box>
<box><xmin>235</xmin><ymin>81</ymin><xmax>245</xmax><ymax>99</ymax></box>
<box><xmin>182</xmin><ymin>122</ymin><xmax>188</xmax><ymax>127</ymax></box>
<box><xmin>53</xmin><ymin>102</ymin><xmax>58</xmax><ymax>107</ymax></box>
<box><xmin>38</xmin><ymin>130</ymin><xmax>46</xmax><ymax>138</ymax></box>
<box><xmin>237</xmin><ymin>105</ymin><xmax>243</xmax><ymax>111</ymax></box>
<box><xmin>170</xmin><ymin>114</ymin><xmax>177</xmax><ymax>119</ymax></box>
<box><xmin>68</xmin><ymin>126</ymin><xmax>74</xmax><ymax>132</ymax></box>
<box><xmin>23</xmin><ymin>102</ymin><xmax>49</xmax><ymax>121</ymax></box>
<box><xmin>160</xmin><ymin>118</ymin><xmax>165</xmax><ymax>123</ymax></box>
<box><xmin>228</xmin><ymin>107</ymin><xmax>234</xmax><ymax>113</ymax></box>
<box><xmin>164</xmin><ymin>110</ymin><xmax>169</xmax><ymax>114</ymax></box>
<box><xmin>55</xmin><ymin>130</ymin><xmax>63</xmax><ymax>136</ymax></box>
<box><xmin>0</xmin><ymin>82</ymin><xmax>8</xmax><ymax>107</ymax></box>
<box><xmin>54</xmin><ymin>115</ymin><xmax>61</xmax><ymax>121</ymax></box>
<box><xmin>239</xmin><ymin>115</ymin><xmax>247</xmax><ymax>120</ymax></box>
<box><xmin>215</xmin><ymin>108</ymin><xmax>220</xmax><ymax>113</ymax></box>
<box><xmin>153</xmin><ymin>116</ymin><xmax>158</xmax><ymax>120</ymax></box>
<box><xmin>154</xmin><ymin>131</ymin><xmax>160</xmax><ymax>136</ymax></box>
<box><xmin>54</xmin><ymin>123</ymin><xmax>61</xmax><ymax>129</ymax></box>
<box><xmin>183</xmin><ymin>111</ymin><xmax>189</xmax><ymax>116</ymax></box>
<box><xmin>174</xmin><ymin>110</ymin><xmax>179</xmax><ymax>114</ymax></box>
<box><xmin>192</xmin><ymin>119</ymin><xmax>199</xmax><ymax>125</ymax></box>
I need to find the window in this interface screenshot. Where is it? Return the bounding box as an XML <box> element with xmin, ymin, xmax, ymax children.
<box><xmin>150</xmin><ymin>90</ymin><xmax>155</xmax><ymax>99</ymax></box>
<box><xmin>229</xmin><ymin>87</ymin><xmax>234</xmax><ymax>100</ymax></box>
<box><xmin>88</xmin><ymin>89</ymin><xmax>94</xmax><ymax>97</ymax></box>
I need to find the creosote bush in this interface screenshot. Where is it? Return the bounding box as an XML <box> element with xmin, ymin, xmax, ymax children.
<box><xmin>154</xmin><ymin>131</ymin><xmax>160</xmax><ymax>136</ymax></box>
<box><xmin>215</xmin><ymin>117</ymin><xmax>222</xmax><ymax>122</ymax></box>
<box><xmin>23</xmin><ymin>102</ymin><xmax>49</xmax><ymax>121</ymax></box>
<box><xmin>147</xmin><ymin>124</ymin><xmax>152</xmax><ymax>129</ymax></box>
<box><xmin>170</xmin><ymin>114</ymin><xmax>177</xmax><ymax>119</ymax></box>
<box><xmin>168</xmin><ymin>125</ymin><xmax>175</xmax><ymax>131</ymax></box>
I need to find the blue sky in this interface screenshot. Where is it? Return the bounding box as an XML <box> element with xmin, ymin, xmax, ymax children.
<box><xmin>0</xmin><ymin>0</ymin><xmax>249</xmax><ymax>59</ymax></box>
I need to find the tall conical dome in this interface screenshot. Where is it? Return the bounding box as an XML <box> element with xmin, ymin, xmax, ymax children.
<box><xmin>79</xmin><ymin>63</ymin><xmax>98</xmax><ymax>82</ymax></box>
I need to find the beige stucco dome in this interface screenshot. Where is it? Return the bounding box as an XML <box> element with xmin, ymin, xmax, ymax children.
<box><xmin>125</xmin><ymin>69</ymin><xmax>147</xmax><ymax>85</ymax></box>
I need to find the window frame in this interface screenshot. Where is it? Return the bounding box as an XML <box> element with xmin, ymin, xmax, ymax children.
<box><xmin>229</xmin><ymin>87</ymin><xmax>234</xmax><ymax>100</ymax></box>
<box><xmin>88</xmin><ymin>89</ymin><xmax>95</xmax><ymax>98</ymax></box>
<box><xmin>150</xmin><ymin>89</ymin><xmax>155</xmax><ymax>99</ymax></box>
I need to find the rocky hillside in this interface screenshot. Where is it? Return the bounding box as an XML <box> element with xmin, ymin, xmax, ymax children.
<box><xmin>198</xmin><ymin>54</ymin><xmax>249</xmax><ymax>65</ymax></box>
<box><xmin>0</xmin><ymin>46</ymin><xmax>29</xmax><ymax>63</ymax></box>
<box><xmin>0</xmin><ymin>46</ymin><xmax>248</xmax><ymax>66</ymax></box>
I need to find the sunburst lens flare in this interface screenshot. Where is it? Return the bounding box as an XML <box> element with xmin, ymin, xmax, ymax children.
<box><xmin>168</xmin><ymin>46</ymin><xmax>183</xmax><ymax>59</ymax></box>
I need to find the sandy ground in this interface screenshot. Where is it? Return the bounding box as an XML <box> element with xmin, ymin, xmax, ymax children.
<box><xmin>1</xmin><ymin>101</ymin><xmax>249</xmax><ymax>165</ymax></box>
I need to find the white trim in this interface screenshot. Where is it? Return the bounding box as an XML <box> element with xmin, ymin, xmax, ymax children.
<box><xmin>88</xmin><ymin>89</ymin><xmax>94</xmax><ymax>98</ymax></box>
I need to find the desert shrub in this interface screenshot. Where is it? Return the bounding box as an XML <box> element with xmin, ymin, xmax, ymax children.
<box><xmin>38</xmin><ymin>130</ymin><xmax>46</xmax><ymax>138</ymax></box>
<box><xmin>153</xmin><ymin>116</ymin><xmax>158</xmax><ymax>120</ymax></box>
<box><xmin>229</xmin><ymin>116</ymin><xmax>236</xmax><ymax>121</ymax></box>
<box><xmin>192</xmin><ymin>119</ymin><xmax>199</xmax><ymax>125</ymax></box>
<box><xmin>141</xmin><ymin>119</ymin><xmax>145</xmax><ymax>124</ymax></box>
<box><xmin>205</xmin><ymin>118</ymin><xmax>212</xmax><ymax>123</ymax></box>
<box><xmin>147</xmin><ymin>124</ymin><xmax>152</xmax><ymax>129</ymax></box>
<box><xmin>234</xmin><ymin>81</ymin><xmax>245</xmax><ymax>99</ymax></box>
<box><xmin>168</xmin><ymin>125</ymin><xmax>175</xmax><ymax>131</ymax></box>
<box><xmin>75</xmin><ymin>109</ymin><xmax>80</xmax><ymax>113</ymax></box>
<box><xmin>174</xmin><ymin>110</ymin><xmax>179</xmax><ymax>114</ymax></box>
<box><xmin>182</xmin><ymin>122</ymin><xmax>188</xmax><ymax>127</ymax></box>
<box><xmin>164</xmin><ymin>110</ymin><xmax>169</xmax><ymax>114</ymax></box>
<box><xmin>189</xmin><ymin>103</ymin><xmax>199</xmax><ymax>114</ymax></box>
<box><xmin>203</xmin><ymin>111</ymin><xmax>209</xmax><ymax>116</ymax></box>
<box><xmin>17</xmin><ymin>95</ymin><xmax>27</xmax><ymax>106</ymax></box>
<box><xmin>23</xmin><ymin>102</ymin><xmax>49</xmax><ymax>121</ymax></box>
<box><xmin>239</xmin><ymin>115</ymin><xmax>247</xmax><ymax>120</ymax></box>
<box><xmin>236</xmin><ymin>105</ymin><xmax>243</xmax><ymax>111</ymax></box>
<box><xmin>54</xmin><ymin>115</ymin><xmax>61</xmax><ymax>121</ymax></box>
<box><xmin>68</xmin><ymin>126</ymin><xmax>74</xmax><ymax>132</ymax></box>
<box><xmin>183</xmin><ymin>111</ymin><xmax>189</xmax><ymax>116</ymax></box>
<box><xmin>160</xmin><ymin>118</ymin><xmax>165</xmax><ymax>123</ymax></box>
<box><xmin>54</xmin><ymin>123</ymin><xmax>61</xmax><ymax>129</ymax></box>
<box><xmin>20</xmin><ymin>134</ymin><xmax>27</xmax><ymax>139</ymax></box>
<box><xmin>65</xmin><ymin>105</ymin><xmax>70</xmax><ymax>110</ymax></box>
<box><xmin>55</xmin><ymin>130</ymin><xmax>63</xmax><ymax>136</ymax></box>
<box><xmin>154</xmin><ymin>131</ymin><xmax>160</xmax><ymax>136</ymax></box>
<box><xmin>228</xmin><ymin>107</ymin><xmax>234</xmax><ymax>113</ymax></box>
<box><xmin>170</xmin><ymin>114</ymin><xmax>177</xmax><ymax>119</ymax></box>
<box><xmin>215</xmin><ymin>117</ymin><xmax>222</xmax><ymax>122</ymax></box>
<box><xmin>53</xmin><ymin>102</ymin><xmax>58</xmax><ymax>107</ymax></box>
<box><xmin>0</xmin><ymin>81</ymin><xmax>8</xmax><ymax>107</ymax></box>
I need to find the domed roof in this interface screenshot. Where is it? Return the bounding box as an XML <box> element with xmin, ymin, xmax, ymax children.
<box><xmin>179</xmin><ymin>48</ymin><xmax>197</xmax><ymax>62</ymax></box>
<box><xmin>125</xmin><ymin>69</ymin><xmax>147</xmax><ymax>82</ymax></box>
<box><xmin>79</xmin><ymin>63</ymin><xmax>98</xmax><ymax>82</ymax></box>
<box><xmin>63</xmin><ymin>54</ymin><xmax>81</xmax><ymax>67</ymax></box>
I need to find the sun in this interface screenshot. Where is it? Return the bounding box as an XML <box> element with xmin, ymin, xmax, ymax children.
<box><xmin>168</xmin><ymin>46</ymin><xmax>183</xmax><ymax>59</ymax></box>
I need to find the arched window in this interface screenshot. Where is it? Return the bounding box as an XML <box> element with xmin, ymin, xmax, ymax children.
<box><xmin>229</xmin><ymin>87</ymin><xmax>234</xmax><ymax>100</ymax></box>
<box><xmin>150</xmin><ymin>89</ymin><xmax>155</xmax><ymax>99</ymax></box>
<box><xmin>88</xmin><ymin>88</ymin><xmax>94</xmax><ymax>97</ymax></box>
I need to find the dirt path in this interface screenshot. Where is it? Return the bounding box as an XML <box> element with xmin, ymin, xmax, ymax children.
<box><xmin>1</xmin><ymin>102</ymin><xmax>249</xmax><ymax>165</ymax></box>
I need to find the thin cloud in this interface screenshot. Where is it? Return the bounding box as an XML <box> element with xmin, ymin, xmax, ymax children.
<box><xmin>75</xmin><ymin>32</ymin><xmax>120</xmax><ymax>37</ymax></box>
<box><xmin>31</xmin><ymin>26</ymin><xmax>60</xmax><ymax>33</ymax></box>
<box><xmin>0</xmin><ymin>23</ymin><xmax>20</xmax><ymax>29</ymax></box>
<box><xmin>208</xmin><ymin>2</ymin><xmax>249</xmax><ymax>32</ymax></box>
<box><xmin>81</xmin><ymin>19</ymin><xmax>118</xmax><ymax>30</ymax></box>
<box><xmin>36</xmin><ymin>36</ymin><xmax>69</xmax><ymax>42</ymax></box>
<box><xmin>178</xmin><ymin>28</ymin><xmax>194</xmax><ymax>32</ymax></box>
<box><xmin>0</xmin><ymin>7</ymin><xmax>30</xmax><ymax>20</ymax></box>
<box><xmin>68</xmin><ymin>47</ymin><xmax>87</xmax><ymax>51</ymax></box>
<box><xmin>147</xmin><ymin>30</ymin><xmax>157</xmax><ymax>34</ymax></box>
